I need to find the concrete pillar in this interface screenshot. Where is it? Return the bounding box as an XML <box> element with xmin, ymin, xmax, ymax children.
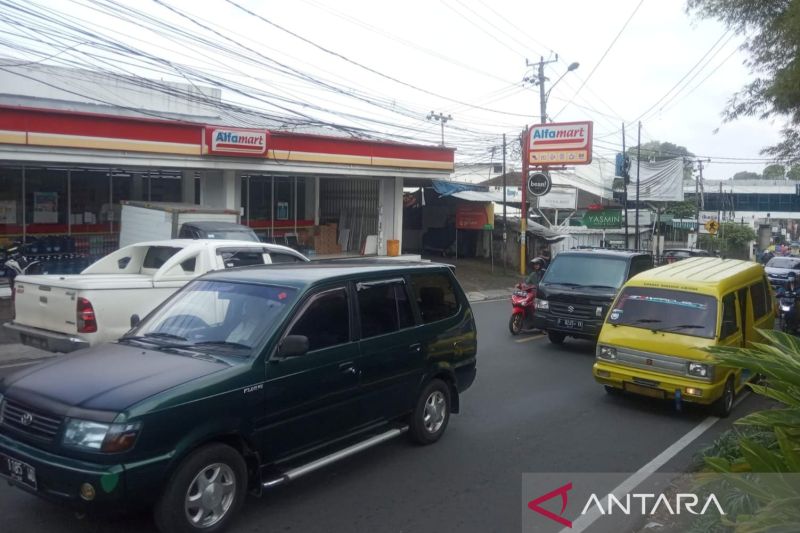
<box><xmin>132</xmin><ymin>176</ymin><xmax>143</xmax><ymax>201</ymax></box>
<box><xmin>199</xmin><ymin>170</ymin><xmax>241</xmax><ymax>217</ymax></box>
<box><xmin>378</xmin><ymin>177</ymin><xmax>403</xmax><ymax>256</ymax></box>
<box><xmin>181</xmin><ymin>170</ymin><xmax>196</xmax><ymax>204</ymax></box>
<box><xmin>304</xmin><ymin>176</ymin><xmax>316</xmax><ymax>223</ymax></box>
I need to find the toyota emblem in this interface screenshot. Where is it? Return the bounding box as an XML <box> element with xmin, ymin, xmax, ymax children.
<box><xmin>567</xmin><ymin>305</ymin><xmax>575</xmax><ymax>313</ymax></box>
<box><xmin>19</xmin><ymin>412</ymin><xmax>34</xmax><ymax>426</ymax></box>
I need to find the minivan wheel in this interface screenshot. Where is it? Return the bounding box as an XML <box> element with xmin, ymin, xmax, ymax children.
<box><xmin>154</xmin><ymin>443</ymin><xmax>247</xmax><ymax>533</ymax></box>
<box><xmin>409</xmin><ymin>379</ymin><xmax>451</xmax><ymax>445</ymax></box>
<box><xmin>711</xmin><ymin>377</ymin><xmax>735</xmax><ymax>418</ymax></box>
<box><xmin>548</xmin><ymin>331</ymin><xmax>566</xmax><ymax>345</ymax></box>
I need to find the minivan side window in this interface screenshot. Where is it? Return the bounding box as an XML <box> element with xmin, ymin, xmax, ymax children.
<box><xmin>357</xmin><ymin>280</ymin><xmax>415</xmax><ymax>338</ymax></box>
<box><xmin>720</xmin><ymin>293</ymin><xmax>738</xmax><ymax>339</ymax></box>
<box><xmin>410</xmin><ymin>273</ymin><xmax>459</xmax><ymax>323</ymax></box>
<box><xmin>287</xmin><ymin>288</ymin><xmax>350</xmax><ymax>351</ymax></box>
<box><xmin>628</xmin><ymin>256</ymin><xmax>652</xmax><ymax>279</ymax></box>
<box><xmin>750</xmin><ymin>280</ymin><xmax>769</xmax><ymax>320</ymax></box>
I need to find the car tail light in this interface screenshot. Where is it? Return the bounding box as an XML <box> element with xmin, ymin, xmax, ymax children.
<box><xmin>77</xmin><ymin>297</ymin><xmax>97</xmax><ymax>333</ymax></box>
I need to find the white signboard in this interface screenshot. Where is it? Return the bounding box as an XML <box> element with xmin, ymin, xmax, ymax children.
<box><xmin>626</xmin><ymin>209</ymin><xmax>652</xmax><ymax>228</ymax></box>
<box><xmin>528</xmin><ymin>121</ymin><xmax>593</xmax><ymax>165</ymax></box>
<box><xmin>538</xmin><ymin>187</ymin><xmax>577</xmax><ymax>209</ymax></box>
<box><xmin>0</xmin><ymin>200</ymin><xmax>16</xmax><ymax>224</ymax></box>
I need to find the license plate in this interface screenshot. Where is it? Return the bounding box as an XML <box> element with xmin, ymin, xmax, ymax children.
<box><xmin>0</xmin><ymin>453</ymin><xmax>37</xmax><ymax>490</ymax></box>
<box><xmin>557</xmin><ymin>318</ymin><xmax>583</xmax><ymax>330</ymax></box>
<box><xmin>20</xmin><ymin>334</ymin><xmax>47</xmax><ymax>350</ymax></box>
<box><xmin>625</xmin><ymin>382</ymin><xmax>665</xmax><ymax>399</ymax></box>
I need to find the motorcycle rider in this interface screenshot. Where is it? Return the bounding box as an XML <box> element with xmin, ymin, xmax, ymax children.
<box><xmin>776</xmin><ymin>273</ymin><xmax>799</xmax><ymax>332</ymax></box>
<box><xmin>525</xmin><ymin>257</ymin><xmax>547</xmax><ymax>287</ymax></box>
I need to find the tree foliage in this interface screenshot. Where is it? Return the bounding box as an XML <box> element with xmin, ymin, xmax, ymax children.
<box><xmin>788</xmin><ymin>164</ymin><xmax>800</xmax><ymax>180</ymax></box>
<box><xmin>762</xmin><ymin>163</ymin><xmax>786</xmax><ymax>180</ymax></box>
<box><xmin>699</xmin><ymin>222</ymin><xmax>757</xmax><ymax>258</ymax></box>
<box><xmin>664</xmin><ymin>199</ymin><xmax>697</xmax><ymax>218</ymax></box>
<box><xmin>732</xmin><ymin>170</ymin><xmax>762</xmax><ymax>180</ymax></box>
<box><xmin>687</xmin><ymin>0</ymin><xmax>800</xmax><ymax>163</ymax></box>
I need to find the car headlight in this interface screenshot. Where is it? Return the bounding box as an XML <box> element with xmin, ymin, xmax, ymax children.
<box><xmin>535</xmin><ymin>298</ymin><xmax>549</xmax><ymax>310</ymax></box>
<box><xmin>597</xmin><ymin>345</ymin><xmax>617</xmax><ymax>360</ymax></box>
<box><xmin>781</xmin><ymin>305</ymin><xmax>791</xmax><ymax>312</ymax></box>
<box><xmin>63</xmin><ymin>419</ymin><xmax>142</xmax><ymax>453</ymax></box>
<box><xmin>687</xmin><ymin>362</ymin><xmax>711</xmax><ymax>378</ymax></box>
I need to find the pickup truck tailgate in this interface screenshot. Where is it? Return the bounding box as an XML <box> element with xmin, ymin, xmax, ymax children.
<box><xmin>13</xmin><ymin>274</ymin><xmax>154</xmax><ymax>335</ymax></box>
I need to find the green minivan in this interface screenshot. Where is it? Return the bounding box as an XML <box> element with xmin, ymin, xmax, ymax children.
<box><xmin>0</xmin><ymin>261</ymin><xmax>477</xmax><ymax>532</ymax></box>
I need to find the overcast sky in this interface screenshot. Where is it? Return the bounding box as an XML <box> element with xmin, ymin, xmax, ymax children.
<box><xmin>0</xmin><ymin>0</ymin><xmax>786</xmax><ymax>180</ymax></box>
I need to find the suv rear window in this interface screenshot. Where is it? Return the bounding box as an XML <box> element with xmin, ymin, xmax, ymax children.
<box><xmin>608</xmin><ymin>287</ymin><xmax>717</xmax><ymax>338</ymax></box>
<box><xmin>410</xmin><ymin>273</ymin><xmax>459</xmax><ymax>323</ymax></box>
<box><xmin>542</xmin><ymin>255</ymin><xmax>629</xmax><ymax>289</ymax></box>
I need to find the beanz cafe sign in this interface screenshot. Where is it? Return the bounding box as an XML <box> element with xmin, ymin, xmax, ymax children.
<box><xmin>206</xmin><ymin>128</ymin><xmax>268</xmax><ymax>156</ymax></box>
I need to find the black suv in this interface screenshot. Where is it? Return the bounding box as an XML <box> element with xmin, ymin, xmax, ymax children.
<box><xmin>533</xmin><ymin>249</ymin><xmax>654</xmax><ymax>344</ymax></box>
<box><xmin>0</xmin><ymin>261</ymin><xmax>477</xmax><ymax>533</ymax></box>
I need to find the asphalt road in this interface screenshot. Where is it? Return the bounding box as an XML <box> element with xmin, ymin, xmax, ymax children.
<box><xmin>0</xmin><ymin>299</ymin><xmax>769</xmax><ymax>533</ymax></box>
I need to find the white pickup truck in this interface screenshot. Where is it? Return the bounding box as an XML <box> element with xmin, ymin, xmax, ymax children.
<box><xmin>4</xmin><ymin>239</ymin><xmax>308</xmax><ymax>352</ymax></box>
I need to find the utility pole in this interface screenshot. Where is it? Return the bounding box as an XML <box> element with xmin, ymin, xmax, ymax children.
<box><xmin>635</xmin><ymin>121</ymin><xmax>642</xmax><ymax>250</ymax></box>
<box><xmin>519</xmin><ymin>55</ymin><xmax>560</xmax><ymax>275</ymax></box>
<box><xmin>622</xmin><ymin>123</ymin><xmax>628</xmax><ymax>247</ymax></box>
<box><xmin>427</xmin><ymin>111</ymin><xmax>452</xmax><ymax>146</ymax></box>
<box><xmin>502</xmin><ymin>133</ymin><xmax>507</xmax><ymax>272</ymax></box>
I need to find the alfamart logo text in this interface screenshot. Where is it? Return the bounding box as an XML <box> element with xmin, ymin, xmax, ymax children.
<box><xmin>527</xmin><ymin>482</ymin><xmax>724</xmax><ymax>529</ymax></box>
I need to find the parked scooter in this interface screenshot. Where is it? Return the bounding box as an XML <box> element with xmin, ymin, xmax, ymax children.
<box><xmin>508</xmin><ymin>283</ymin><xmax>537</xmax><ymax>335</ymax></box>
<box><xmin>3</xmin><ymin>244</ymin><xmax>41</xmax><ymax>299</ymax></box>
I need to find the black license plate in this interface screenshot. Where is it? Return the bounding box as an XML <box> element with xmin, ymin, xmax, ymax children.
<box><xmin>557</xmin><ymin>318</ymin><xmax>583</xmax><ymax>330</ymax></box>
<box><xmin>0</xmin><ymin>452</ymin><xmax>37</xmax><ymax>490</ymax></box>
<box><xmin>20</xmin><ymin>334</ymin><xmax>47</xmax><ymax>350</ymax></box>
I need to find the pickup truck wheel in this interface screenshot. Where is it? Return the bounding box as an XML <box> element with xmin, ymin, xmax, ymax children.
<box><xmin>548</xmin><ymin>331</ymin><xmax>566</xmax><ymax>345</ymax></box>
<box><xmin>409</xmin><ymin>379</ymin><xmax>451</xmax><ymax>445</ymax></box>
<box><xmin>711</xmin><ymin>377</ymin><xmax>735</xmax><ymax>418</ymax></box>
<box><xmin>154</xmin><ymin>443</ymin><xmax>247</xmax><ymax>533</ymax></box>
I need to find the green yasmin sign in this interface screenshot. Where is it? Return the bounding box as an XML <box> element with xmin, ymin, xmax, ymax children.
<box><xmin>582</xmin><ymin>209</ymin><xmax>622</xmax><ymax>228</ymax></box>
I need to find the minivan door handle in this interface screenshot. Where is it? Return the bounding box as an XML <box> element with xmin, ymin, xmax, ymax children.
<box><xmin>409</xmin><ymin>343</ymin><xmax>422</xmax><ymax>353</ymax></box>
<box><xmin>339</xmin><ymin>362</ymin><xmax>358</xmax><ymax>375</ymax></box>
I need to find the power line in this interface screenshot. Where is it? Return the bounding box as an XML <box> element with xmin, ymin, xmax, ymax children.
<box><xmin>552</xmin><ymin>0</ymin><xmax>645</xmax><ymax>119</ymax></box>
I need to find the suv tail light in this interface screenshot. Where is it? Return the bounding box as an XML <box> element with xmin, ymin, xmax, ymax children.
<box><xmin>77</xmin><ymin>297</ymin><xmax>97</xmax><ymax>333</ymax></box>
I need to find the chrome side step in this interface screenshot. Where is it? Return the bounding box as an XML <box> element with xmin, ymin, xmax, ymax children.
<box><xmin>261</xmin><ymin>426</ymin><xmax>408</xmax><ymax>489</ymax></box>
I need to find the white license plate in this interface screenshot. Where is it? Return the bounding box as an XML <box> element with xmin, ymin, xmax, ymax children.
<box><xmin>557</xmin><ymin>318</ymin><xmax>583</xmax><ymax>329</ymax></box>
<box><xmin>0</xmin><ymin>453</ymin><xmax>37</xmax><ymax>490</ymax></box>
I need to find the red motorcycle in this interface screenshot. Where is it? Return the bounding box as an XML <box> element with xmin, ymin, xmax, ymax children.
<box><xmin>508</xmin><ymin>283</ymin><xmax>537</xmax><ymax>335</ymax></box>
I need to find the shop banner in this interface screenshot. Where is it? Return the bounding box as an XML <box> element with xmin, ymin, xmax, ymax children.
<box><xmin>582</xmin><ymin>209</ymin><xmax>622</xmax><ymax>228</ymax></box>
<box><xmin>456</xmin><ymin>203</ymin><xmax>494</xmax><ymax>230</ymax></box>
<box><xmin>33</xmin><ymin>192</ymin><xmax>58</xmax><ymax>224</ymax></box>
<box><xmin>0</xmin><ymin>200</ymin><xmax>16</xmax><ymax>224</ymax></box>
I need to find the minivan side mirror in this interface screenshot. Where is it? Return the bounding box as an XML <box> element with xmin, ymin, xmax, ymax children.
<box><xmin>130</xmin><ymin>314</ymin><xmax>140</xmax><ymax>329</ymax></box>
<box><xmin>277</xmin><ymin>335</ymin><xmax>309</xmax><ymax>358</ymax></box>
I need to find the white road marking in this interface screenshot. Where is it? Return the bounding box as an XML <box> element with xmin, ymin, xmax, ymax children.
<box><xmin>562</xmin><ymin>390</ymin><xmax>752</xmax><ymax>532</ymax></box>
<box><xmin>515</xmin><ymin>334</ymin><xmax>545</xmax><ymax>343</ymax></box>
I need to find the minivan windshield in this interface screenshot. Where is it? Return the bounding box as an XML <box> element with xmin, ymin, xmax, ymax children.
<box><xmin>541</xmin><ymin>255</ymin><xmax>628</xmax><ymax>289</ymax></box>
<box><xmin>129</xmin><ymin>280</ymin><xmax>298</xmax><ymax>357</ymax></box>
<box><xmin>607</xmin><ymin>287</ymin><xmax>717</xmax><ymax>339</ymax></box>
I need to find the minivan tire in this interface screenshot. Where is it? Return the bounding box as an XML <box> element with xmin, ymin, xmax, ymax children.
<box><xmin>548</xmin><ymin>331</ymin><xmax>566</xmax><ymax>345</ymax></box>
<box><xmin>711</xmin><ymin>377</ymin><xmax>735</xmax><ymax>418</ymax></box>
<box><xmin>154</xmin><ymin>443</ymin><xmax>247</xmax><ymax>533</ymax></box>
<box><xmin>409</xmin><ymin>379</ymin><xmax>451</xmax><ymax>445</ymax></box>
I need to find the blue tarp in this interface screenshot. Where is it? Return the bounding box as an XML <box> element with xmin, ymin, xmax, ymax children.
<box><xmin>431</xmin><ymin>180</ymin><xmax>489</xmax><ymax>196</ymax></box>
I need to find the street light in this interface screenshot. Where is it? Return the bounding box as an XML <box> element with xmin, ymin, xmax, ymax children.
<box><xmin>545</xmin><ymin>62</ymin><xmax>580</xmax><ymax>105</ymax></box>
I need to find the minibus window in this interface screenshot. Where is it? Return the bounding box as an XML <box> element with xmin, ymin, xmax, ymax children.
<box><xmin>607</xmin><ymin>287</ymin><xmax>717</xmax><ymax>339</ymax></box>
<box><xmin>720</xmin><ymin>293</ymin><xmax>738</xmax><ymax>339</ymax></box>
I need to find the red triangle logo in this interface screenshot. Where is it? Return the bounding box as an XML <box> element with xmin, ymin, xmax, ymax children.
<box><xmin>527</xmin><ymin>482</ymin><xmax>573</xmax><ymax>528</ymax></box>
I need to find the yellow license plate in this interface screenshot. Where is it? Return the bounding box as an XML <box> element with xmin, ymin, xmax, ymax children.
<box><xmin>625</xmin><ymin>382</ymin><xmax>665</xmax><ymax>399</ymax></box>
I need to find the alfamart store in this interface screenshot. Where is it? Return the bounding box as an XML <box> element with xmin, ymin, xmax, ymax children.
<box><xmin>0</xmin><ymin>105</ymin><xmax>454</xmax><ymax>265</ymax></box>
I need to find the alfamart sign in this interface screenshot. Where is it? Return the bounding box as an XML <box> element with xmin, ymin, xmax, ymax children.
<box><xmin>209</xmin><ymin>128</ymin><xmax>268</xmax><ymax>155</ymax></box>
<box><xmin>528</xmin><ymin>121</ymin><xmax>593</xmax><ymax>165</ymax></box>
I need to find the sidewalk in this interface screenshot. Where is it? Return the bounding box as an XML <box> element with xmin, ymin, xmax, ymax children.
<box><xmin>0</xmin><ymin>255</ymin><xmax>520</xmax><ymax>366</ymax></box>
